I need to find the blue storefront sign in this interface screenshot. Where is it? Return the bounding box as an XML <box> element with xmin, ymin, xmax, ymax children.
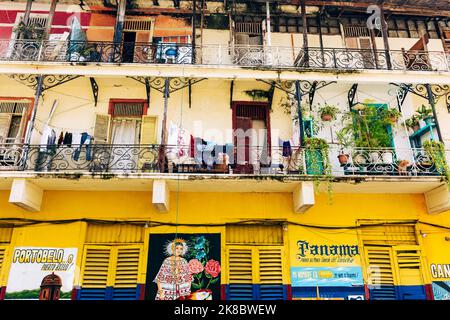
<box><xmin>291</xmin><ymin>266</ymin><xmax>364</xmax><ymax>287</ymax></box>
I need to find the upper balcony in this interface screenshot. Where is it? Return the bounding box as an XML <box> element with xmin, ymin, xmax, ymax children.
<box><xmin>1</xmin><ymin>40</ymin><xmax>449</xmax><ymax>79</ymax></box>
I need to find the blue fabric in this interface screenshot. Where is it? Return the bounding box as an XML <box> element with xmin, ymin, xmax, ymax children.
<box><xmin>73</xmin><ymin>132</ymin><xmax>92</xmax><ymax>161</ymax></box>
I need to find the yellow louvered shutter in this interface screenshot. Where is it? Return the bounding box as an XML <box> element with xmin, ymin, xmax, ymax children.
<box><xmin>140</xmin><ymin>116</ymin><xmax>157</xmax><ymax>145</ymax></box>
<box><xmin>364</xmin><ymin>246</ymin><xmax>397</xmax><ymax>300</ymax></box>
<box><xmin>93</xmin><ymin>114</ymin><xmax>111</xmax><ymax>144</ymax></box>
<box><xmin>114</xmin><ymin>246</ymin><xmax>141</xmax><ymax>288</ymax></box>
<box><xmin>394</xmin><ymin>246</ymin><xmax>424</xmax><ymax>286</ymax></box>
<box><xmin>227</xmin><ymin>247</ymin><xmax>254</xmax><ymax>299</ymax></box>
<box><xmin>81</xmin><ymin>246</ymin><xmax>112</xmax><ymax>288</ymax></box>
<box><xmin>258</xmin><ymin>247</ymin><xmax>284</xmax><ymax>300</ymax></box>
<box><xmin>227</xmin><ymin>246</ymin><xmax>285</xmax><ymax>300</ymax></box>
<box><xmin>0</xmin><ymin>246</ymin><xmax>5</xmax><ymax>274</ymax></box>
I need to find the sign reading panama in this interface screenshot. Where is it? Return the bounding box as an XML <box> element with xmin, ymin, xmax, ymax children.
<box><xmin>296</xmin><ymin>240</ymin><xmax>360</xmax><ymax>264</ymax></box>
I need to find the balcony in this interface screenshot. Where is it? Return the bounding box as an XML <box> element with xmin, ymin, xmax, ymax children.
<box><xmin>0</xmin><ymin>39</ymin><xmax>449</xmax><ymax>73</ymax></box>
<box><xmin>0</xmin><ymin>143</ymin><xmax>443</xmax><ymax>178</ymax></box>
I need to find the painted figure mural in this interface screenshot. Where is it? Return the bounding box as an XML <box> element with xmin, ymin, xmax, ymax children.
<box><xmin>146</xmin><ymin>234</ymin><xmax>221</xmax><ymax>300</ymax></box>
<box><xmin>154</xmin><ymin>238</ymin><xmax>192</xmax><ymax>300</ymax></box>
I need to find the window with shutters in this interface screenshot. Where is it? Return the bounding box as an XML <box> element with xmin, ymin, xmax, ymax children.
<box><xmin>226</xmin><ymin>245</ymin><xmax>286</xmax><ymax>300</ymax></box>
<box><xmin>0</xmin><ymin>100</ymin><xmax>30</xmax><ymax>144</ymax></box>
<box><xmin>79</xmin><ymin>244</ymin><xmax>143</xmax><ymax>300</ymax></box>
<box><xmin>359</xmin><ymin>223</ymin><xmax>427</xmax><ymax>300</ymax></box>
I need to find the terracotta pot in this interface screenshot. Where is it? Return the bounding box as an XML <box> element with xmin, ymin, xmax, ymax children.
<box><xmin>389</xmin><ymin>116</ymin><xmax>398</xmax><ymax>124</ymax></box>
<box><xmin>321</xmin><ymin>114</ymin><xmax>333</xmax><ymax>121</ymax></box>
<box><xmin>338</xmin><ymin>154</ymin><xmax>349</xmax><ymax>165</ymax></box>
<box><xmin>412</xmin><ymin>124</ymin><xmax>420</xmax><ymax>132</ymax></box>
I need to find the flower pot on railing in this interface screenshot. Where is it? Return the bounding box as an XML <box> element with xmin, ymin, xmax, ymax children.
<box><xmin>370</xmin><ymin>151</ymin><xmax>382</xmax><ymax>164</ymax></box>
<box><xmin>382</xmin><ymin>151</ymin><xmax>394</xmax><ymax>164</ymax></box>
<box><xmin>353</xmin><ymin>152</ymin><xmax>367</xmax><ymax>166</ymax></box>
<box><xmin>337</xmin><ymin>153</ymin><xmax>349</xmax><ymax>165</ymax></box>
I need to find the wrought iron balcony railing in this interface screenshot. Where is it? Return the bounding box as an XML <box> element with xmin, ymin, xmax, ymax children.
<box><xmin>0</xmin><ymin>39</ymin><xmax>448</xmax><ymax>72</ymax></box>
<box><xmin>0</xmin><ymin>143</ymin><xmax>444</xmax><ymax>178</ymax></box>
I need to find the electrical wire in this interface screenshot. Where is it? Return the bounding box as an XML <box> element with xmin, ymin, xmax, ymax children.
<box><xmin>0</xmin><ymin>217</ymin><xmax>449</xmax><ymax>231</ymax></box>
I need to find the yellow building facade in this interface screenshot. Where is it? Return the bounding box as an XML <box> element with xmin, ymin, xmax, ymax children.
<box><xmin>0</xmin><ymin>0</ymin><xmax>449</xmax><ymax>301</ymax></box>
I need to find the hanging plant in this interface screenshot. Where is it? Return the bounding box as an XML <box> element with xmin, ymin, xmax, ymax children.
<box><xmin>317</xmin><ymin>103</ymin><xmax>340</xmax><ymax>122</ymax></box>
<box><xmin>416</xmin><ymin>104</ymin><xmax>434</xmax><ymax>125</ymax></box>
<box><xmin>423</xmin><ymin>140</ymin><xmax>450</xmax><ymax>187</ymax></box>
<box><xmin>405</xmin><ymin>115</ymin><xmax>421</xmax><ymax>133</ymax></box>
<box><xmin>304</xmin><ymin>137</ymin><xmax>333</xmax><ymax>203</ymax></box>
<box><xmin>244</xmin><ymin>89</ymin><xmax>270</xmax><ymax>101</ymax></box>
<box><xmin>381</xmin><ymin>108</ymin><xmax>402</xmax><ymax>125</ymax></box>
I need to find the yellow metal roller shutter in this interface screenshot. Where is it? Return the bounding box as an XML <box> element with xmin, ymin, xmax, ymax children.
<box><xmin>80</xmin><ymin>246</ymin><xmax>112</xmax><ymax>299</ymax></box>
<box><xmin>258</xmin><ymin>247</ymin><xmax>284</xmax><ymax>300</ymax></box>
<box><xmin>226</xmin><ymin>225</ymin><xmax>283</xmax><ymax>245</ymax></box>
<box><xmin>364</xmin><ymin>246</ymin><xmax>396</xmax><ymax>300</ymax></box>
<box><xmin>227</xmin><ymin>247</ymin><xmax>254</xmax><ymax>300</ymax></box>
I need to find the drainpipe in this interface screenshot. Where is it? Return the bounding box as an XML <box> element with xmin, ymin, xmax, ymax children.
<box><xmin>426</xmin><ymin>84</ymin><xmax>444</xmax><ymax>142</ymax></box>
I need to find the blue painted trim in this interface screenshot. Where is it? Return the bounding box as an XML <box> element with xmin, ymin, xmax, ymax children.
<box><xmin>292</xmin><ymin>286</ymin><xmax>365</xmax><ymax>300</ymax></box>
<box><xmin>225</xmin><ymin>284</ymin><xmax>288</xmax><ymax>300</ymax></box>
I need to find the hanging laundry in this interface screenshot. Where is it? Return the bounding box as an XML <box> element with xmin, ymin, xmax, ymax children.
<box><xmin>63</xmin><ymin>132</ymin><xmax>73</xmax><ymax>146</ymax></box>
<box><xmin>282</xmin><ymin>140</ymin><xmax>292</xmax><ymax>157</ymax></box>
<box><xmin>58</xmin><ymin>132</ymin><xmax>64</xmax><ymax>145</ymax></box>
<box><xmin>73</xmin><ymin>132</ymin><xmax>93</xmax><ymax>161</ymax></box>
<box><xmin>189</xmin><ymin>135</ymin><xmax>195</xmax><ymax>157</ymax></box>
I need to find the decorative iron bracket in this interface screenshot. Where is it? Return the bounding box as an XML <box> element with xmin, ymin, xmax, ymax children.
<box><xmin>256</xmin><ymin>79</ymin><xmax>336</xmax><ymax>107</ymax></box>
<box><xmin>348</xmin><ymin>84</ymin><xmax>359</xmax><ymax>110</ymax></box>
<box><xmin>390</xmin><ymin>83</ymin><xmax>450</xmax><ymax>101</ymax></box>
<box><xmin>89</xmin><ymin>77</ymin><xmax>99</xmax><ymax>107</ymax></box>
<box><xmin>128</xmin><ymin>76</ymin><xmax>206</xmax><ymax>96</ymax></box>
<box><xmin>393</xmin><ymin>83</ymin><xmax>412</xmax><ymax>112</ymax></box>
<box><xmin>9</xmin><ymin>74</ymin><xmax>82</xmax><ymax>92</ymax></box>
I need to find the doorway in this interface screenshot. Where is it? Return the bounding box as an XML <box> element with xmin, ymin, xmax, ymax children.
<box><xmin>232</xmin><ymin>102</ymin><xmax>271</xmax><ymax>174</ymax></box>
<box><xmin>122</xmin><ymin>32</ymin><xmax>137</xmax><ymax>63</ymax></box>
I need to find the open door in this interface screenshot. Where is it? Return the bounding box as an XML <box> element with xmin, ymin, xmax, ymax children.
<box><xmin>403</xmin><ymin>35</ymin><xmax>431</xmax><ymax>71</ymax></box>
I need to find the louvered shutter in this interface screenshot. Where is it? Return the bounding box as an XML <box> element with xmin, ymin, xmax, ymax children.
<box><xmin>0</xmin><ymin>247</ymin><xmax>5</xmax><ymax>274</ymax></box>
<box><xmin>80</xmin><ymin>246</ymin><xmax>112</xmax><ymax>300</ymax></box>
<box><xmin>0</xmin><ymin>114</ymin><xmax>12</xmax><ymax>142</ymax></box>
<box><xmin>227</xmin><ymin>247</ymin><xmax>255</xmax><ymax>300</ymax></box>
<box><xmin>112</xmin><ymin>246</ymin><xmax>141</xmax><ymax>300</ymax></box>
<box><xmin>365</xmin><ymin>246</ymin><xmax>397</xmax><ymax>300</ymax></box>
<box><xmin>93</xmin><ymin>114</ymin><xmax>111</xmax><ymax>144</ymax></box>
<box><xmin>140</xmin><ymin>116</ymin><xmax>157</xmax><ymax>145</ymax></box>
<box><xmin>258</xmin><ymin>247</ymin><xmax>284</xmax><ymax>300</ymax></box>
<box><xmin>394</xmin><ymin>246</ymin><xmax>426</xmax><ymax>300</ymax></box>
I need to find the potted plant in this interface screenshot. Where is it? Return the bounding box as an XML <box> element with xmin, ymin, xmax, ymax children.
<box><xmin>382</xmin><ymin>108</ymin><xmax>402</xmax><ymax>125</ymax></box>
<box><xmin>317</xmin><ymin>103</ymin><xmax>340</xmax><ymax>122</ymax></box>
<box><xmin>417</xmin><ymin>104</ymin><xmax>434</xmax><ymax>125</ymax></box>
<box><xmin>341</xmin><ymin>105</ymin><xmax>393</xmax><ymax>166</ymax></box>
<box><xmin>304</xmin><ymin>137</ymin><xmax>328</xmax><ymax>175</ymax></box>
<box><xmin>336</xmin><ymin>128</ymin><xmax>352</xmax><ymax>165</ymax></box>
<box><xmin>405</xmin><ymin>115</ymin><xmax>421</xmax><ymax>133</ymax></box>
<box><xmin>423</xmin><ymin>140</ymin><xmax>450</xmax><ymax>186</ymax></box>
<box><xmin>397</xmin><ymin>159</ymin><xmax>410</xmax><ymax>175</ymax></box>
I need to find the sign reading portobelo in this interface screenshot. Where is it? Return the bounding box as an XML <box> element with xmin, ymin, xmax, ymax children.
<box><xmin>6</xmin><ymin>247</ymin><xmax>77</xmax><ymax>300</ymax></box>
